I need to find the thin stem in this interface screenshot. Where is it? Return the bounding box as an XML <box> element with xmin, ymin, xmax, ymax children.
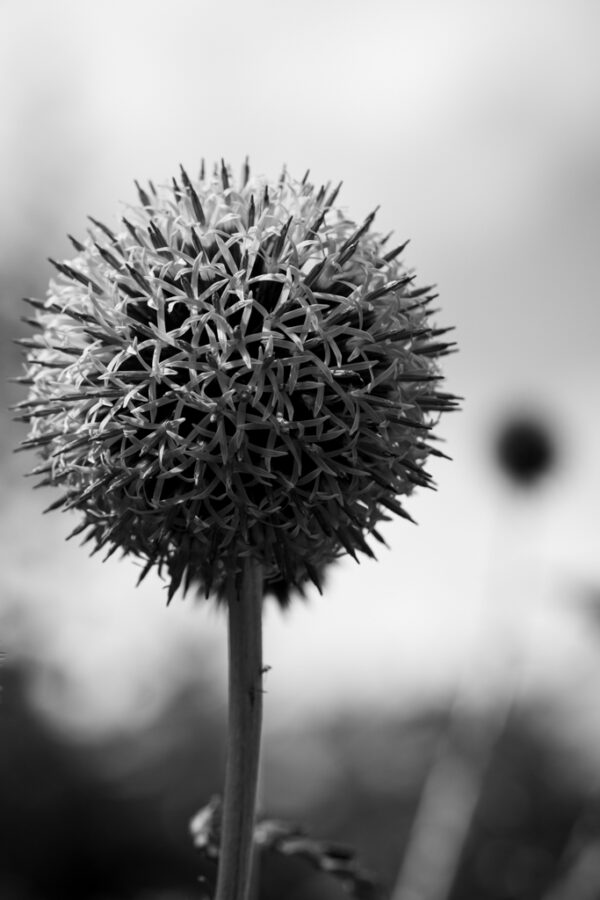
<box><xmin>215</xmin><ymin>555</ymin><xmax>264</xmax><ymax>900</ymax></box>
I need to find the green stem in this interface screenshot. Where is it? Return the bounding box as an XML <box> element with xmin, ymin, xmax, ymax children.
<box><xmin>215</xmin><ymin>555</ymin><xmax>264</xmax><ymax>900</ymax></box>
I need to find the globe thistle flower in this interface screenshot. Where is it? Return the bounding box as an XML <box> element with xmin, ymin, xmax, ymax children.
<box><xmin>17</xmin><ymin>159</ymin><xmax>456</xmax><ymax>604</ymax></box>
<box><xmin>16</xmin><ymin>160</ymin><xmax>458</xmax><ymax>900</ymax></box>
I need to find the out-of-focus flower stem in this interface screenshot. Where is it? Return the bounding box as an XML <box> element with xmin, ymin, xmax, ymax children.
<box><xmin>215</xmin><ymin>555</ymin><xmax>264</xmax><ymax>900</ymax></box>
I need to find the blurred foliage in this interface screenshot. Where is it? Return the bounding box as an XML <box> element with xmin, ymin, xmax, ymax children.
<box><xmin>0</xmin><ymin>664</ymin><xmax>210</xmax><ymax>899</ymax></box>
<box><xmin>2</xmin><ymin>656</ymin><xmax>599</xmax><ymax>899</ymax></box>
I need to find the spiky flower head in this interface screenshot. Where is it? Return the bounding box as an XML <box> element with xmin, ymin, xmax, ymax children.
<box><xmin>16</xmin><ymin>160</ymin><xmax>457</xmax><ymax>603</ymax></box>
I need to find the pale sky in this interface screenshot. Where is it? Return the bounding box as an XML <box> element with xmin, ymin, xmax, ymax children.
<box><xmin>2</xmin><ymin>0</ymin><xmax>600</xmax><ymax>749</ymax></box>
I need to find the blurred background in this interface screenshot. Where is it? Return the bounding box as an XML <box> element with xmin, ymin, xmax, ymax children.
<box><xmin>2</xmin><ymin>1</ymin><xmax>600</xmax><ymax>897</ymax></box>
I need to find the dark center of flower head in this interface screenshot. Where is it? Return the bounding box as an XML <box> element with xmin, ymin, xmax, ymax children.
<box><xmin>18</xmin><ymin>161</ymin><xmax>458</xmax><ymax>603</ymax></box>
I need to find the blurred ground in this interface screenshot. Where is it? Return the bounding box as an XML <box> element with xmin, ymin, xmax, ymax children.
<box><xmin>4</xmin><ymin>655</ymin><xmax>600</xmax><ymax>899</ymax></box>
<box><xmin>2</xmin><ymin>1</ymin><xmax>600</xmax><ymax>897</ymax></box>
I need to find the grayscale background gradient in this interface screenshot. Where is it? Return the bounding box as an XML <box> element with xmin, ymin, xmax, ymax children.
<box><xmin>2</xmin><ymin>3</ymin><xmax>600</xmax><ymax>894</ymax></box>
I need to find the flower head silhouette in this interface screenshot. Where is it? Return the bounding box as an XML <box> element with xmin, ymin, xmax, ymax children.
<box><xmin>17</xmin><ymin>160</ymin><xmax>457</xmax><ymax>603</ymax></box>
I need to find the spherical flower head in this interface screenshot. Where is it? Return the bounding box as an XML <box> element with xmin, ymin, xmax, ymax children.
<box><xmin>17</xmin><ymin>160</ymin><xmax>458</xmax><ymax>604</ymax></box>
